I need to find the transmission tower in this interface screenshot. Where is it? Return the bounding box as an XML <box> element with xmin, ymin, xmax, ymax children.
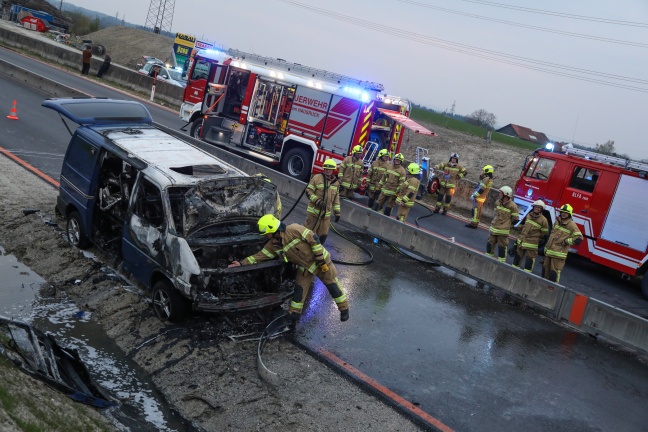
<box><xmin>145</xmin><ymin>0</ymin><xmax>175</xmax><ymax>34</ymax></box>
<box><xmin>449</xmin><ymin>100</ymin><xmax>456</xmax><ymax>117</ymax></box>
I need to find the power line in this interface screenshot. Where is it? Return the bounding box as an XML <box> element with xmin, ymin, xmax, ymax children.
<box><xmin>397</xmin><ymin>0</ymin><xmax>648</xmax><ymax>48</ymax></box>
<box><xmin>278</xmin><ymin>1</ymin><xmax>648</xmax><ymax>93</ymax></box>
<box><xmin>457</xmin><ymin>0</ymin><xmax>648</xmax><ymax>28</ymax></box>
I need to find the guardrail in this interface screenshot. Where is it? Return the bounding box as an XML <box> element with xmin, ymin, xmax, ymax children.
<box><xmin>1</xmin><ymin>54</ymin><xmax>647</xmax><ymax>358</ymax></box>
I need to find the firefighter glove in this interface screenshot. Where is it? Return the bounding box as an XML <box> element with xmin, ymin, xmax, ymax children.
<box><xmin>395</xmin><ymin>198</ymin><xmax>402</xmax><ymax>205</ymax></box>
<box><xmin>314</xmin><ymin>198</ymin><xmax>323</xmax><ymax>207</ymax></box>
<box><xmin>334</xmin><ymin>215</ymin><xmax>340</xmax><ymax>223</ymax></box>
<box><xmin>516</xmin><ymin>238</ymin><xmax>521</xmax><ymax>246</ymax></box>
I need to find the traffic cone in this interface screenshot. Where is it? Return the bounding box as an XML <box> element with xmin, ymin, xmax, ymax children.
<box><xmin>7</xmin><ymin>100</ymin><xmax>18</xmax><ymax>120</ymax></box>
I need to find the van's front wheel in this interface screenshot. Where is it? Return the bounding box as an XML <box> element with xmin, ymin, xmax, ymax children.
<box><xmin>152</xmin><ymin>280</ymin><xmax>188</xmax><ymax>322</ymax></box>
<box><xmin>189</xmin><ymin>118</ymin><xmax>203</xmax><ymax>139</ymax></box>
<box><xmin>281</xmin><ymin>147</ymin><xmax>312</xmax><ymax>182</ymax></box>
<box><xmin>67</xmin><ymin>211</ymin><xmax>90</xmax><ymax>249</ymax></box>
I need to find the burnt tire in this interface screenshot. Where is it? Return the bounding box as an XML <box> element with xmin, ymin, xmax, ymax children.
<box><xmin>428</xmin><ymin>177</ymin><xmax>440</xmax><ymax>195</ymax></box>
<box><xmin>152</xmin><ymin>280</ymin><xmax>188</xmax><ymax>322</ymax></box>
<box><xmin>189</xmin><ymin>118</ymin><xmax>204</xmax><ymax>139</ymax></box>
<box><xmin>642</xmin><ymin>276</ymin><xmax>648</xmax><ymax>300</ymax></box>
<box><xmin>281</xmin><ymin>147</ymin><xmax>312</xmax><ymax>182</ymax></box>
<box><xmin>66</xmin><ymin>211</ymin><xmax>90</xmax><ymax>249</ymax></box>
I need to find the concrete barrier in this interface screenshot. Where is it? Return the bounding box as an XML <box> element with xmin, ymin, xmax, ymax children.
<box><xmin>3</xmin><ymin>50</ymin><xmax>648</xmax><ymax>358</ymax></box>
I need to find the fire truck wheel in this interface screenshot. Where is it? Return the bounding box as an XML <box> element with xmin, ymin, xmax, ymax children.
<box><xmin>281</xmin><ymin>147</ymin><xmax>312</xmax><ymax>182</ymax></box>
<box><xmin>641</xmin><ymin>275</ymin><xmax>648</xmax><ymax>300</ymax></box>
<box><xmin>428</xmin><ymin>177</ymin><xmax>440</xmax><ymax>195</ymax></box>
<box><xmin>190</xmin><ymin>119</ymin><xmax>204</xmax><ymax>139</ymax></box>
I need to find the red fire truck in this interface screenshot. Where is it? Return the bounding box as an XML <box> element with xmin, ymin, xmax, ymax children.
<box><xmin>514</xmin><ymin>143</ymin><xmax>648</xmax><ymax>298</ymax></box>
<box><xmin>180</xmin><ymin>48</ymin><xmax>434</xmax><ymax>181</ymax></box>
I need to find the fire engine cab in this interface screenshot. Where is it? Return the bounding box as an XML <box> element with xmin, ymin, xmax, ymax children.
<box><xmin>180</xmin><ymin>48</ymin><xmax>434</xmax><ymax>181</ymax></box>
<box><xmin>514</xmin><ymin>143</ymin><xmax>648</xmax><ymax>298</ymax></box>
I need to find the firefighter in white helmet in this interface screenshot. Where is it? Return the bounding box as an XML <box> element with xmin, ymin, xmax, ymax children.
<box><xmin>228</xmin><ymin>215</ymin><xmax>349</xmax><ymax>322</ymax></box>
<box><xmin>511</xmin><ymin>200</ymin><xmax>549</xmax><ymax>272</ymax></box>
<box><xmin>304</xmin><ymin>159</ymin><xmax>341</xmax><ymax>245</ymax></box>
<box><xmin>395</xmin><ymin>163</ymin><xmax>421</xmax><ymax>222</ymax></box>
<box><xmin>338</xmin><ymin>145</ymin><xmax>364</xmax><ymax>199</ymax></box>
<box><xmin>465</xmin><ymin>165</ymin><xmax>494</xmax><ymax>229</ymax></box>
<box><xmin>433</xmin><ymin>152</ymin><xmax>467</xmax><ymax>215</ymax></box>
<box><xmin>486</xmin><ymin>186</ymin><xmax>519</xmax><ymax>262</ymax></box>
<box><xmin>542</xmin><ymin>204</ymin><xmax>583</xmax><ymax>283</ymax></box>
<box><xmin>372</xmin><ymin>153</ymin><xmax>407</xmax><ymax>216</ymax></box>
<box><xmin>367</xmin><ymin>149</ymin><xmax>391</xmax><ymax>209</ymax></box>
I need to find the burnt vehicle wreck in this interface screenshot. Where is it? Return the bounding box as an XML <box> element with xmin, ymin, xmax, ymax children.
<box><xmin>43</xmin><ymin>98</ymin><xmax>293</xmax><ymax>321</ymax></box>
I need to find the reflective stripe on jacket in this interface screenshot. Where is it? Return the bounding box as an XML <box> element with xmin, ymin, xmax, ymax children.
<box><xmin>472</xmin><ymin>176</ymin><xmax>493</xmax><ymax>203</ymax></box>
<box><xmin>434</xmin><ymin>162</ymin><xmax>467</xmax><ymax>188</ymax></box>
<box><xmin>517</xmin><ymin>213</ymin><xmax>549</xmax><ymax>250</ymax></box>
<box><xmin>396</xmin><ymin>176</ymin><xmax>420</xmax><ymax>207</ymax></box>
<box><xmin>379</xmin><ymin>163</ymin><xmax>407</xmax><ymax>196</ymax></box>
<box><xmin>545</xmin><ymin>218</ymin><xmax>582</xmax><ymax>259</ymax></box>
<box><xmin>368</xmin><ymin>159</ymin><xmax>390</xmax><ymax>191</ymax></box>
<box><xmin>338</xmin><ymin>155</ymin><xmax>363</xmax><ymax>190</ymax></box>
<box><xmin>306</xmin><ymin>173</ymin><xmax>340</xmax><ymax>219</ymax></box>
<box><xmin>489</xmin><ymin>199</ymin><xmax>519</xmax><ymax>236</ymax></box>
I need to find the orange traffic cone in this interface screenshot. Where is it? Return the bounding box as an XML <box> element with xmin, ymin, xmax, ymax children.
<box><xmin>7</xmin><ymin>100</ymin><xmax>18</xmax><ymax>120</ymax></box>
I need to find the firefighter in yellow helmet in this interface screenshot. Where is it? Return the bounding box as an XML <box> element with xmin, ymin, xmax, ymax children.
<box><xmin>511</xmin><ymin>200</ymin><xmax>549</xmax><ymax>272</ymax></box>
<box><xmin>256</xmin><ymin>173</ymin><xmax>282</xmax><ymax>219</ymax></box>
<box><xmin>372</xmin><ymin>153</ymin><xmax>407</xmax><ymax>216</ymax></box>
<box><xmin>338</xmin><ymin>145</ymin><xmax>364</xmax><ymax>199</ymax></box>
<box><xmin>465</xmin><ymin>165</ymin><xmax>494</xmax><ymax>229</ymax></box>
<box><xmin>542</xmin><ymin>204</ymin><xmax>583</xmax><ymax>283</ymax></box>
<box><xmin>228</xmin><ymin>215</ymin><xmax>349</xmax><ymax>322</ymax></box>
<box><xmin>486</xmin><ymin>186</ymin><xmax>519</xmax><ymax>262</ymax></box>
<box><xmin>395</xmin><ymin>163</ymin><xmax>421</xmax><ymax>222</ymax></box>
<box><xmin>304</xmin><ymin>159</ymin><xmax>341</xmax><ymax>245</ymax></box>
<box><xmin>433</xmin><ymin>152</ymin><xmax>467</xmax><ymax>215</ymax></box>
<box><xmin>367</xmin><ymin>149</ymin><xmax>391</xmax><ymax>209</ymax></box>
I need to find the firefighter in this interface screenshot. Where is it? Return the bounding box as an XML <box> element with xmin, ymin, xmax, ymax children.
<box><xmin>511</xmin><ymin>200</ymin><xmax>549</xmax><ymax>272</ymax></box>
<box><xmin>486</xmin><ymin>186</ymin><xmax>519</xmax><ymax>262</ymax></box>
<box><xmin>304</xmin><ymin>159</ymin><xmax>341</xmax><ymax>245</ymax></box>
<box><xmin>338</xmin><ymin>145</ymin><xmax>364</xmax><ymax>199</ymax></box>
<box><xmin>228</xmin><ymin>215</ymin><xmax>349</xmax><ymax>322</ymax></box>
<box><xmin>465</xmin><ymin>165</ymin><xmax>494</xmax><ymax>229</ymax></box>
<box><xmin>542</xmin><ymin>204</ymin><xmax>583</xmax><ymax>283</ymax></box>
<box><xmin>367</xmin><ymin>149</ymin><xmax>391</xmax><ymax>209</ymax></box>
<box><xmin>372</xmin><ymin>153</ymin><xmax>407</xmax><ymax>216</ymax></box>
<box><xmin>256</xmin><ymin>173</ymin><xmax>282</xmax><ymax>219</ymax></box>
<box><xmin>433</xmin><ymin>152</ymin><xmax>467</xmax><ymax>215</ymax></box>
<box><xmin>395</xmin><ymin>163</ymin><xmax>421</xmax><ymax>222</ymax></box>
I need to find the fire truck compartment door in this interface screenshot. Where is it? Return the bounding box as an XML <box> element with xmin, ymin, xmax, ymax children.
<box><xmin>377</xmin><ymin>109</ymin><xmax>436</xmax><ymax>135</ymax></box>
<box><xmin>320</xmin><ymin>96</ymin><xmax>361</xmax><ymax>154</ymax></box>
<box><xmin>287</xmin><ymin>86</ymin><xmax>332</xmax><ymax>141</ymax></box>
<box><xmin>600</xmin><ymin>175</ymin><xmax>648</xmax><ymax>251</ymax></box>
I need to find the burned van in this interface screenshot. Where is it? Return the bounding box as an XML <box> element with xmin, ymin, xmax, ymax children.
<box><xmin>44</xmin><ymin>98</ymin><xmax>293</xmax><ymax>321</ymax></box>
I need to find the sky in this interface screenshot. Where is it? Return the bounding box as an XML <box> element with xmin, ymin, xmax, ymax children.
<box><xmin>67</xmin><ymin>0</ymin><xmax>648</xmax><ymax>160</ymax></box>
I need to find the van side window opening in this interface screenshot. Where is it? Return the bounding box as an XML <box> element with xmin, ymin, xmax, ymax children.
<box><xmin>133</xmin><ymin>178</ymin><xmax>164</xmax><ymax>227</ymax></box>
<box><xmin>525</xmin><ymin>157</ymin><xmax>555</xmax><ymax>180</ymax></box>
<box><xmin>569</xmin><ymin>166</ymin><xmax>600</xmax><ymax>193</ymax></box>
<box><xmin>168</xmin><ymin>187</ymin><xmax>189</xmax><ymax>234</ymax></box>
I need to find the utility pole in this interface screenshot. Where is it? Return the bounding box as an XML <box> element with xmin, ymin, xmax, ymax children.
<box><xmin>59</xmin><ymin>0</ymin><xmax>63</xmax><ymax>11</ymax></box>
<box><xmin>449</xmin><ymin>100</ymin><xmax>456</xmax><ymax>117</ymax></box>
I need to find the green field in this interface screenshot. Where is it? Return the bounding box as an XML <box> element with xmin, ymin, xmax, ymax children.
<box><xmin>410</xmin><ymin>107</ymin><xmax>539</xmax><ymax>151</ymax></box>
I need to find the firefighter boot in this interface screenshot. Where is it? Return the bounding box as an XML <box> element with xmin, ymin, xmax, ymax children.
<box><xmin>512</xmin><ymin>252</ymin><xmax>521</xmax><ymax>268</ymax></box>
<box><xmin>524</xmin><ymin>257</ymin><xmax>535</xmax><ymax>272</ymax></box>
<box><xmin>548</xmin><ymin>270</ymin><xmax>559</xmax><ymax>283</ymax></box>
<box><xmin>497</xmin><ymin>245</ymin><xmax>507</xmax><ymax>262</ymax></box>
<box><xmin>384</xmin><ymin>206</ymin><xmax>393</xmax><ymax>216</ymax></box>
<box><xmin>340</xmin><ymin>308</ymin><xmax>349</xmax><ymax>322</ymax></box>
<box><xmin>367</xmin><ymin>195</ymin><xmax>375</xmax><ymax>209</ymax></box>
<box><xmin>319</xmin><ymin>234</ymin><xmax>328</xmax><ymax>245</ymax></box>
<box><xmin>486</xmin><ymin>242</ymin><xmax>494</xmax><ymax>257</ymax></box>
<box><xmin>442</xmin><ymin>207</ymin><xmax>448</xmax><ymax>215</ymax></box>
<box><xmin>372</xmin><ymin>201</ymin><xmax>380</xmax><ymax>212</ymax></box>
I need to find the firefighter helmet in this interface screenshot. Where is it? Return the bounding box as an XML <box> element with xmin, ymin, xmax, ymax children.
<box><xmin>394</xmin><ymin>153</ymin><xmax>405</xmax><ymax>162</ymax></box>
<box><xmin>407</xmin><ymin>163</ymin><xmax>421</xmax><ymax>175</ymax></box>
<box><xmin>483</xmin><ymin>165</ymin><xmax>494</xmax><ymax>175</ymax></box>
<box><xmin>532</xmin><ymin>200</ymin><xmax>545</xmax><ymax>210</ymax></box>
<box><xmin>449</xmin><ymin>152</ymin><xmax>459</xmax><ymax>162</ymax></box>
<box><xmin>558</xmin><ymin>204</ymin><xmax>573</xmax><ymax>216</ymax></box>
<box><xmin>258</xmin><ymin>214</ymin><xmax>280</xmax><ymax>236</ymax></box>
<box><xmin>352</xmin><ymin>145</ymin><xmax>363</xmax><ymax>155</ymax></box>
<box><xmin>378</xmin><ymin>149</ymin><xmax>389</xmax><ymax>158</ymax></box>
<box><xmin>500</xmin><ymin>186</ymin><xmax>513</xmax><ymax>197</ymax></box>
<box><xmin>255</xmin><ymin>173</ymin><xmax>272</xmax><ymax>183</ymax></box>
<box><xmin>322</xmin><ymin>159</ymin><xmax>337</xmax><ymax>170</ymax></box>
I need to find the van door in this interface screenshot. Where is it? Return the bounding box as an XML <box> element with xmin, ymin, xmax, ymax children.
<box><xmin>122</xmin><ymin>175</ymin><xmax>167</xmax><ymax>287</ymax></box>
<box><xmin>515</xmin><ymin>155</ymin><xmax>557</xmax><ymax>207</ymax></box>
<box><xmin>558</xmin><ymin>165</ymin><xmax>602</xmax><ymax>239</ymax></box>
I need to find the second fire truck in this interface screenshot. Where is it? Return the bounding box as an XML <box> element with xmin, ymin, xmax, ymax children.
<box><xmin>180</xmin><ymin>48</ymin><xmax>434</xmax><ymax>181</ymax></box>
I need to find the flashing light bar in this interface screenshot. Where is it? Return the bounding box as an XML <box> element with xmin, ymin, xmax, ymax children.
<box><xmin>343</xmin><ymin>86</ymin><xmax>370</xmax><ymax>102</ymax></box>
<box><xmin>545</xmin><ymin>142</ymin><xmax>555</xmax><ymax>152</ymax></box>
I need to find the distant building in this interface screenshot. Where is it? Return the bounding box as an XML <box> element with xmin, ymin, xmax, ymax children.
<box><xmin>495</xmin><ymin>124</ymin><xmax>550</xmax><ymax>146</ymax></box>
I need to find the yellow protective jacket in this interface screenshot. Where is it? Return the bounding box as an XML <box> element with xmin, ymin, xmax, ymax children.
<box><xmin>378</xmin><ymin>163</ymin><xmax>407</xmax><ymax>196</ymax></box>
<box><xmin>489</xmin><ymin>198</ymin><xmax>519</xmax><ymax>236</ymax></box>
<box><xmin>434</xmin><ymin>162</ymin><xmax>467</xmax><ymax>188</ymax></box>
<box><xmin>338</xmin><ymin>155</ymin><xmax>363</xmax><ymax>190</ymax></box>
<box><xmin>396</xmin><ymin>176</ymin><xmax>420</xmax><ymax>207</ymax></box>
<box><xmin>472</xmin><ymin>175</ymin><xmax>493</xmax><ymax>203</ymax></box>
<box><xmin>545</xmin><ymin>218</ymin><xmax>583</xmax><ymax>260</ymax></box>
<box><xmin>517</xmin><ymin>213</ymin><xmax>549</xmax><ymax>250</ymax></box>
<box><xmin>242</xmin><ymin>224</ymin><xmax>328</xmax><ymax>274</ymax></box>
<box><xmin>367</xmin><ymin>159</ymin><xmax>391</xmax><ymax>191</ymax></box>
<box><xmin>306</xmin><ymin>173</ymin><xmax>341</xmax><ymax>220</ymax></box>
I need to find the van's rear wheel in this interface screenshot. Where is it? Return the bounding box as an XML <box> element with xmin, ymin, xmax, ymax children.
<box><xmin>67</xmin><ymin>211</ymin><xmax>90</xmax><ymax>249</ymax></box>
<box><xmin>281</xmin><ymin>147</ymin><xmax>312</xmax><ymax>182</ymax></box>
<box><xmin>152</xmin><ymin>280</ymin><xmax>188</xmax><ymax>322</ymax></box>
<box><xmin>189</xmin><ymin>118</ymin><xmax>203</xmax><ymax>139</ymax></box>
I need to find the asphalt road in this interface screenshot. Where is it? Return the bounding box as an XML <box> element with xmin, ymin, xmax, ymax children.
<box><xmin>1</xmin><ymin>46</ymin><xmax>648</xmax><ymax>431</ymax></box>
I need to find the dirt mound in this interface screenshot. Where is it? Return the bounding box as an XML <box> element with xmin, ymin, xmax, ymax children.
<box><xmin>83</xmin><ymin>26</ymin><xmax>175</xmax><ymax>70</ymax></box>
